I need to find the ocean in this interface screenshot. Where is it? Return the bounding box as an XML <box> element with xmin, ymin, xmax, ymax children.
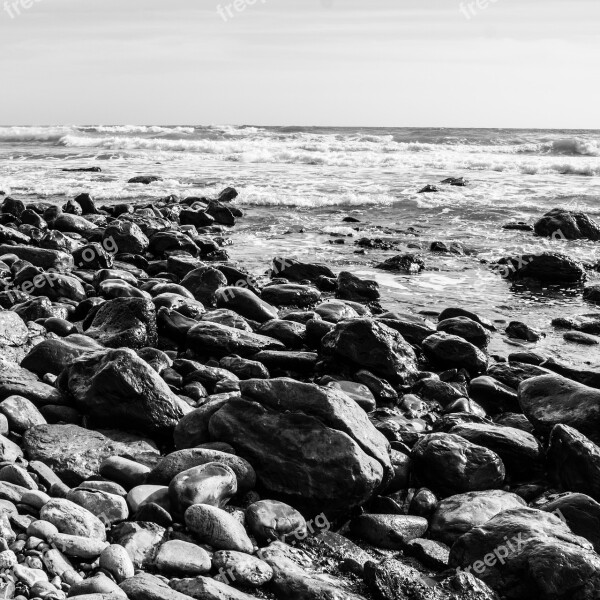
<box><xmin>1</xmin><ymin>125</ymin><xmax>599</xmax><ymax>366</ymax></box>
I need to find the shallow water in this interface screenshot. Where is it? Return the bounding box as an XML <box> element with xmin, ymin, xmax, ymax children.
<box><xmin>1</xmin><ymin>125</ymin><xmax>599</xmax><ymax>368</ymax></box>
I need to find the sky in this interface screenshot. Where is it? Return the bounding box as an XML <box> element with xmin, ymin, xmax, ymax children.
<box><xmin>0</xmin><ymin>0</ymin><xmax>598</xmax><ymax>128</ymax></box>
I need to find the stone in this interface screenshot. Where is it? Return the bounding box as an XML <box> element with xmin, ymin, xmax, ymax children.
<box><xmin>519</xmin><ymin>374</ymin><xmax>600</xmax><ymax>444</ymax></box>
<box><xmin>245</xmin><ymin>499</ymin><xmax>306</xmax><ymax>544</ymax></box>
<box><xmin>271</xmin><ymin>257</ymin><xmax>335</xmax><ymax>282</ymax></box>
<box><xmin>111</xmin><ymin>521</ymin><xmax>166</xmax><ymax>569</ymax></box>
<box><xmin>67</xmin><ymin>487</ymin><xmax>129</xmax><ymax>524</ymax></box>
<box><xmin>437</xmin><ymin>316</ymin><xmax>490</xmax><ymax>349</ymax></box>
<box><xmin>495</xmin><ymin>252</ymin><xmax>586</xmax><ymax>283</ymax></box>
<box><xmin>411</xmin><ymin>433</ymin><xmax>505</xmax><ymax>497</ymax></box>
<box><xmin>104</xmin><ymin>220</ymin><xmax>149</xmax><ymax>254</ymax></box>
<box><xmin>99</xmin><ymin>544</ymin><xmax>136</xmax><ymax>583</ymax></box>
<box><xmin>261</xmin><ymin>284</ymin><xmax>321</xmax><ymax>307</ymax></box>
<box><xmin>429</xmin><ymin>490</ymin><xmax>526</xmax><ymax>545</ymax></box>
<box><xmin>422</xmin><ymin>332</ymin><xmax>488</xmax><ymax>375</ymax></box>
<box><xmin>322</xmin><ymin>318</ymin><xmax>419</xmax><ymax>383</ymax></box>
<box><xmin>180</xmin><ymin>266</ymin><xmax>227</xmax><ymax>305</ymax></box>
<box><xmin>212</xmin><ymin>550</ymin><xmax>273</xmax><ymax>587</ymax></box>
<box><xmin>336</xmin><ymin>271</ymin><xmax>380</xmax><ymax>303</ymax></box>
<box><xmin>170</xmin><ymin>575</ymin><xmax>258</xmax><ymax>600</ymax></box>
<box><xmin>154</xmin><ymin>539</ymin><xmax>211</xmax><ymax>575</ymax></box>
<box><xmin>23</xmin><ymin>424</ymin><xmax>158</xmax><ymax>485</ymax></box>
<box><xmin>0</xmin><ymin>358</ymin><xmax>64</xmax><ymax>404</ymax></box>
<box><xmin>215</xmin><ymin>287</ymin><xmax>278</xmax><ymax>323</ymax></box>
<box><xmin>56</xmin><ymin>348</ymin><xmax>189</xmax><ymax>436</ymax></box>
<box><xmin>99</xmin><ymin>456</ymin><xmax>151</xmax><ymax>489</ymax></box>
<box><xmin>184</xmin><ymin>504</ymin><xmax>253</xmax><ymax>553</ymax></box>
<box><xmin>50</xmin><ymin>532</ymin><xmax>109</xmax><ymax>558</ymax></box>
<box><xmin>0</xmin><ymin>245</ymin><xmax>73</xmax><ymax>271</ymax></box>
<box><xmin>40</xmin><ymin>498</ymin><xmax>106</xmax><ymax>540</ymax></box>
<box><xmin>0</xmin><ymin>395</ymin><xmax>46</xmax><ymax>433</ymax></box>
<box><xmin>534</xmin><ymin>208</ymin><xmax>600</xmax><ymax>241</ymax></box>
<box><xmin>375</xmin><ymin>254</ymin><xmax>425</xmax><ymax>274</ymax></box>
<box><xmin>350</xmin><ymin>514</ymin><xmax>428</xmax><ymax>549</ymax></box>
<box><xmin>314</xmin><ymin>299</ymin><xmax>359</xmax><ymax>322</ymax></box>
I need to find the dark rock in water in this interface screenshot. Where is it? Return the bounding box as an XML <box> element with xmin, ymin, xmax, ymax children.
<box><xmin>217</xmin><ymin>186</ymin><xmax>238</xmax><ymax>202</ymax></box>
<box><xmin>314</xmin><ymin>299</ymin><xmax>359</xmax><ymax>323</ymax></box>
<box><xmin>553</xmin><ymin>314</ymin><xmax>600</xmax><ymax>335</ymax></box>
<box><xmin>418</xmin><ymin>184</ymin><xmax>439</xmax><ymax>193</ymax></box>
<box><xmin>430</xmin><ymin>489</ymin><xmax>525</xmax><ymax>546</ymax></box>
<box><xmin>441</xmin><ymin>177</ymin><xmax>467</xmax><ymax>186</ymax></box>
<box><xmin>209</xmin><ymin>398</ymin><xmax>384</xmax><ymax>516</ymax></box>
<box><xmin>343</xmin><ymin>216</ymin><xmax>360</xmax><ymax>223</ymax></box>
<box><xmin>506</xmin><ymin>320</ymin><xmax>544</xmax><ymax>342</ymax></box>
<box><xmin>502</xmin><ymin>221</ymin><xmax>533</xmax><ymax>231</ymax></box>
<box><xmin>179</xmin><ymin>208</ymin><xmax>214</xmax><ymax>228</ymax></box>
<box><xmin>448</xmin><ymin>422</ymin><xmax>543</xmax><ymax>481</ymax></box>
<box><xmin>52</xmin><ymin>213</ymin><xmax>96</xmax><ymax>234</ymax></box>
<box><xmin>449</xmin><ymin>507</ymin><xmax>600</xmax><ymax>600</ymax></box>
<box><xmin>215</xmin><ymin>287</ymin><xmax>278</xmax><ymax>323</ymax></box>
<box><xmin>0</xmin><ymin>244</ymin><xmax>73</xmax><ymax>271</ymax></box>
<box><xmin>21</xmin><ymin>335</ymin><xmax>103</xmax><ymax>376</ymax></box>
<box><xmin>375</xmin><ymin>253</ymin><xmax>425</xmax><ymax>274</ymax></box>
<box><xmin>271</xmin><ymin>257</ymin><xmax>335</xmax><ymax>282</ymax></box>
<box><xmin>583</xmin><ymin>285</ymin><xmax>600</xmax><ymax>303</ymax></box>
<box><xmin>149</xmin><ymin>231</ymin><xmax>199</xmax><ymax>257</ymax></box>
<box><xmin>322</xmin><ymin>318</ymin><xmax>419</xmax><ymax>383</ymax></box>
<box><xmin>261</xmin><ymin>283</ymin><xmax>321</xmax><ymax>307</ymax></box>
<box><xmin>564</xmin><ymin>331</ymin><xmax>600</xmax><ymax>345</ymax></box>
<box><xmin>187</xmin><ymin>321</ymin><xmax>285</xmax><ymax>358</ymax></box>
<box><xmin>63</xmin><ymin>198</ymin><xmax>82</xmax><ymax>215</ymax></box>
<box><xmin>437</xmin><ymin>316</ymin><xmax>490</xmax><ymax>350</ymax></box>
<box><xmin>411</xmin><ymin>433</ymin><xmax>505</xmax><ymax>497</ymax></box>
<box><xmin>422</xmin><ymin>332</ymin><xmax>488</xmax><ymax>375</ymax></box>
<box><xmin>538</xmin><ymin>493</ymin><xmax>600</xmax><ymax>552</ymax></box>
<box><xmin>350</xmin><ymin>514</ymin><xmax>428</xmax><ymax>549</ymax></box>
<box><xmin>128</xmin><ymin>175</ymin><xmax>162</xmax><ymax>184</ymax></box>
<box><xmin>57</xmin><ymin>348</ymin><xmax>189</xmax><ymax>436</ymax></box>
<box><xmin>206</xmin><ymin>200</ymin><xmax>236</xmax><ymax>226</ymax></box>
<box><xmin>487</xmin><ymin>361</ymin><xmax>551</xmax><ymax>390</ymax></box>
<box><xmin>1</xmin><ymin>196</ymin><xmax>25</xmax><ymax>216</ymax></box>
<box><xmin>518</xmin><ymin>374</ymin><xmax>600</xmax><ymax>444</ymax></box>
<box><xmin>180</xmin><ymin>266</ymin><xmax>227</xmax><ymax>306</ymax></box>
<box><xmin>73</xmin><ymin>193</ymin><xmax>99</xmax><ymax>215</ymax></box>
<box><xmin>547</xmin><ymin>425</ymin><xmax>600</xmax><ymax>502</ymax></box>
<box><xmin>85</xmin><ymin>297</ymin><xmax>157</xmax><ymax>349</ymax></box>
<box><xmin>494</xmin><ymin>252</ymin><xmax>586</xmax><ymax>283</ymax></box>
<box><xmin>438</xmin><ymin>307</ymin><xmax>495</xmax><ymax>331</ymax></box>
<box><xmin>62</xmin><ymin>166</ymin><xmax>101</xmax><ymax>173</ymax></box>
<box><xmin>335</xmin><ymin>271</ymin><xmax>380</xmax><ymax>303</ymax></box>
<box><xmin>23</xmin><ymin>424</ymin><xmax>158</xmax><ymax>485</ymax></box>
<box><xmin>534</xmin><ymin>208</ymin><xmax>600</xmax><ymax>241</ymax></box>
<box><xmin>104</xmin><ymin>220</ymin><xmax>149</xmax><ymax>254</ymax></box>
<box><xmin>431</xmin><ymin>241</ymin><xmax>465</xmax><ymax>255</ymax></box>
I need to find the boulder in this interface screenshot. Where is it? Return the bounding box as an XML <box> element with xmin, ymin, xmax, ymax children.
<box><xmin>0</xmin><ymin>245</ymin><xmax>73</xmax><ymax>271</ymax></box>
<box><xmin>437</xmin><ymin>316</ymin><xmax>490</xmax><ymax>349</ymax></box>
<box><xmin>184</xmin><ymin>504</ymin><xmax>253</xmax><ymax>552</ymax></box>
<box><xmin>0</xmin><ymin>359</ymin><xmax>64</xmax><ymax>405</ymax></box>
<box><xmin>335</xmin><ymin>271</ymin><xmax>380</xmax><ymax>303</ymax></box>
<box><xmin>261</xmin><ymin>284</ymin><xmax>321</xmax><ymax>307</ymax></box>
<box><xmin>104</xmin><ymin>220</ymin><xmax>149</xmax><ymax>254</ymax></box>
<box><xmin>411</xmin><ymin>433</ymin><xmax>505</xmax><ymax>497</ymax></box>
<box><xmin>495</xmin><ymin>252</ymin><xmax>586</xmax><ymax>283</ymax></box>
<box><xmin>271</xmin><ymin>257</ymin><xmax>335</xmax><ymax>282</ymax></box>
<box><xmin>519</xmin><ymin>374</ymin><xmax>600</xmax><ymax>444</ymax></box>
<box><xmin>40</xmin><ymin>498</ymin><xmax>106</xmax><ymax>541</ymax></box>
<box><xmin>534</xmin><ymin>208</ymin><xmax>600</xmax><ymax>241</ymax></box>
<box><xmin>422</xmin><ymin>332</ymin><xmax>488</xmax><ymax>375</ymax></box>
<box><xmin>350</xmin><ymin>514</ymin><xmax>428</xmax><ymax>549</ymax></box>
<box><xmin>375</xmin><ymin>254</ymin><xmax>425</xmax><ymax>274</ymax></box>
<box><xmin>245</xmin><ymin>499</ymin><xmax>306</xmax><ymax>544</ymax></box>
<box><xmin>57</xmin><ymin>348</ymin><xmax>189</xmax><ymax>436</ymax></box>
<box><xmin>215</xmin><ymin>287</ymin><xmax>278</xmax><ymax>323</ymax></box>
<box><xmin>321</xmin><ymin>318</ymin><xmax>419</xmax><ymax>383</ymax></box>
<box><xmin>180</xmin><ymin>266</ymin><xmax>227</xmax><ymax>305</ymax></box>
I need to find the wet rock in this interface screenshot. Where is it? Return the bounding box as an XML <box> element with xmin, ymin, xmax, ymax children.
<box><xmin>57</xmin><ymin>348</ymin><xmax>189</xmax><ymax>436</ymax></box>
<box><xmin>430</xmin><ymin>490</ymin><xmax>526</xmax><ymax>545</ymax></box>
<box><xmin>506</xmin><ymin>320</ymin><xmax>544</xmax><ymax>342</ymax></box>
<box><xmin>215</xmin><ymin>287</ymin><xmax>278</xmax><ymax>323</ymax></box>
<box><xmin>422</xmin><ymin>332</ymin><xmax>488</xmax><ymax>375</ymax></box>
<box><xmin>322</xmin><ymin>318</ymin><xmax>419</xmax><ymax>383</ymax></box>
<box><xmin>437</xmin><ymin>316</ymin><xmax>491</xmax><ymax>349</ymax></box>
<box><xmin>104</xmin><ymin>220</ymin><xmax>149</xmax><ymax>254</ymax></box>
<box><xmin>0</xmin><ymin>244</ymin><xmax>74</xmax><ymax>271</ymax></box>
<box><xmin>350</xmin><ymin>514</ymin><xmax>428</xmax><ymax>549</ymax></box>
<box><xmin>375</xmin><ymin>253</ymin><xmax>425</xmax><ymax>274</ymax></box>
<box><xmin>431</xmin><ymin>241</ymin><xmax>464</xmax><ymax>254</ymax></box>
<box><xmin>185</xmin><ymin>503</ymin><xmax>253</xmax><ymax>552</ymax></box>
<box><xmin>149</xmin><ymin>231</ymin><xmax>199</xmax><ymax>257</ymax></box>
<box><xmin>253</xmin><ymin>350</ymin><xmax>318</xmax><ymax>374</ymax></box>
<box><xmin>128</xmin><ymin>175</ymin><xmax>162</xmax><ymax>184</ymax></box>
<box><xmin>0</xmin><ymin>358</ymin><xmax>64</xmax><ymax>405</ymax></box>
<box><xmin>271</xmin><ymin>257</ymin><xmax>335</xmax><ymax>282</ymax></box>
<box><xmin>534</xmin><ymin>208</ymin><xmax>600</xmax><ymax>241</ymax></box>
<box><xmin>220</xmin><ymin>355</ymin><xmax>269</xmax><ymax>380</ymax></box>
<box><xmin>206</xmin><ymin>200</ymin><xmax>236</xmax><ymax>226</ymax></box>
<box><xmin>179</xmin><ymin>208</ymin><xmax>214</xmax><ymax>228</ymax></box>
<box><xmin>449</xmin><ymin>507</ymin><xmax>600</xmax><ymax>600</ymax></box>
<box><xmin>212</xmin><ymin>550</ymin><xmax>273</xmax><ymax>587</ymax></box>
<box><xmin>364</xmin><ymin>557</ymin><xmax>441</xmax><ymax>600</ymax></box>
<box><xmin>377</xmin><ymin>311</ymin><xmax>436</xmax><ymax>346</ymax></box>
<box><xmin>314</xmin><ymin>299</ymin><xmax>360</xmax><ymax>323</ymax></box>
<box><xmin>469</xmin><ymin>375</ymin><xmax>519</xmax><ymax>414</ymax></box>
<box><xmin>564</xmin><ymin>331</ymin><xmax>600</xmax><ymax>345</ymax></box>
<box><xmin>246</xmin><ymin>499</ymin><xmax>306</xmax><ymax>544</ymax></box>
<box><xmin>23</xmin><ymin>424</ymin><xmax>158</xmax><ymax>485</ymax></box>
<box><xmin>187</xmin><ymin>321</ymin><xmax>285</xmax><ymax>358</ymax></box>
<box><xmin>411</xmin><ymin>433</ymin><xmax>505</xmax><ymax>497</ymax></box>
<box><xmin>209</xmin><ymin>398</ymin><xmax>384</xmax><ymax>516</ymax></box>
<box><xmin>495</xmin><ymin>252</ymin><xmax>586</xmax><ymax>283</ymax></box>
<box><xmin>583</xmin><ymin>285</ymin><xmax>600</xmax><ymax>303</ymax></box>
<box><xmin>85</xmin><ymin>297</ymin><xmax>157</xmax><ymax>349</ymax></box>
<box><xmin>180</xmin><ymin>266</ymin><xmax>227</xmax><ymax>305</ymax></box>
<box><xmin>336</xmin><ymin>271</ymin><xmax>380</xmax><ymax>303</ymax></box>
<box><xmin>487</xmin><ymin>361</ymin><xmax>550</xmax><ymax>389</ymax></box>
<box><xmin>519</xmin><ymin>374</ymin><xmax>600</xmax><ymax>444</ymax></box>
<box><xmin>438</xmin><ymin>307</ymin><xmax>495</xmax><ymax>331</ymax></box>
<box><xmin>261</xmin><ymin>283</ymin><xmax>321</xmax><ymax>307</ymax></box>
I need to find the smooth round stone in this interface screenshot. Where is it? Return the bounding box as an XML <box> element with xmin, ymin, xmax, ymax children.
<box><xmin>154</xmin><ymin>540</ymin><xmax>211</xmax><ymax>576</ymax></box>
<box><xmin>26</xmin><ymin>520</ymin><xmax>59</xmax><ymax>540</ymax></box>
<box><xmin>0</xmin><ymin>465</ymin><xmax>38</xmax><ymax>490</ymax></box>
<box><xmin>39</xmin><ymin>498</ymin><xmax>106</xmax><ymax>541</ymax></box>
<box><xmin>13</xmin><ymin>563</ymin><xmax>48</xmax><ymax>586</ymax></box>
<box><xmin>245</xmin><ymin>500</ymin><xmax>307</xmax><ymax>544</ymax></box>
<box><xmin>66</xmin><ymin>488</ymin><xmax>129</xmax><ymax>525</ymax></box>
<box><xmin>134</xmin><ymin>502</ymin><xmax>173</xmax><ymax>527</ymax></box>
<box><xmin>99</xmin><ymin>544</ymin><xmax>135</xmax><ymax>583</ymax></box>
<box><xmin>21</xmin><ymin>490</ymin><xmax>51</xmax><ymax>510</ymax></box>
<box><xmin>350</xmin><ymin>514</ymin><xmax>429</xmax><ymax>549</ymax></box>
<box><xmin>43</xmin><ymin>317</ymin><xmax>77</xmax><ymax>337</ymax></box>
<box><xmin>564</xmin><ymin>331</ymin><xmax>600</xmax><ymax>345</ymax></box>
<box><xmin>99</xmin><ymin>456</ymin><xmax>151</xmax><ymax>490</ymax></box>
<box><xmin>0</xmin><ymin>395</ymin><xmax>46</xmax><ymax>434</ymax></box>
<box><xmin>169</xmin><ymin>462</ymin><xmax>237</xmax><ymax>516</ymax></box>
<box><xmin>127</xmin><ymin>485</ymin><xmax>170</xmax><ymax>513</ymax></box>
<box><xmin>213</xmin><ymin>550</ymin><xmax>273</xmax><ymax>587</ymax></box>
<box><xmin>50</xmin><ymin>532</ymin><xmax>109</xmax><ymax>559</ymax></box>
<box><xmin>185</xmin><ymin>504</ymin><xmax>253</xmax><ymax>553</ymax></box>
<box><xmin>68</xmin><ymin>572</ymin><xmax>126</xmax><ymax>597</ymax></box>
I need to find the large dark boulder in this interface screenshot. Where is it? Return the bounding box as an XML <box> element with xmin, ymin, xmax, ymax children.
<box><xmin>437</xmin><ymin>316</ymin><xmax>490</xmax><ymax>349</ymax></box>
<box><xmin>215</xmin><ymin>287</ymin><xmax>278</xmax><ymax>323</ymax></box>
<box><xmin>449</xmin><ymin>507</ymin><xmax>600</xmax><ymax>600</ymax></box>
<box><xmin>209</xmin><ymin>398</ymin><xmax>384</xmax><ymax>516</ymax></box>
<box><xmin>271</xmin><ymin>257</ymin><xmax>335</xmax><ymax>282</ymax></box>
<box><xmin>321</xmin><ymin>318</ymin><xmax>419</xmax><ymax>384</ymax></box>
<box><xmin>376</xmin><ymin>312</ymin><xmax>436</xmax><ymax>346</ymax></box>
<box><xmin>534</xmin><ymin>208</ymin><xmax>600</xmax><ymax>241</ymax></box>
<box><xmin>518</xmin><ymin>374</ymin><xmax>600</xmax><ymax>444</ymax></box>
<box><xmin>495</xmin><ymin>252</ymin><xmax>586</xmax><ymax>283</ymax></box>
<box><xmin>261</xmin><ymin>284</ymin><xmax>321</xmax><ymax>307</ymax></box>
<box><xmin>85</xmin><ymin>297</ymin><xmax>157</xmax><ymax>349</ymax></box>
<box><xmin>422</xmin><ymin>332</ymin><xmax>488</xmax><ymax>375</ymax></box>
<box><xmin>57</xmin><ymin>348</ymin><xmax>190</xmax><ymax>436</ymax></box>
<box><xmin>335</xmin><ymin>271</ymin><xmax>380</xmax><ymax>303</ymax></box>
<box><xmin>104</xmin><ymin>220</ymin><xmax>149</xmax><ymax>254</ymax></box>
<box><xmin>180</xmin><ymin>266</ymin><xmax>227</xmax><ymax>306</ymax></box>
<box><xmin>411</xmin><ymin>433</ymin><xmax>505</xmax><ymax>497</ymax></box>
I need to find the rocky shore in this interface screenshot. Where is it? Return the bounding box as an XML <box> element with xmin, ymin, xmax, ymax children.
<box><xmin>0</xmin><ymin>186</ymin><xmax>597</xmax><ymax>599</ymax></box>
